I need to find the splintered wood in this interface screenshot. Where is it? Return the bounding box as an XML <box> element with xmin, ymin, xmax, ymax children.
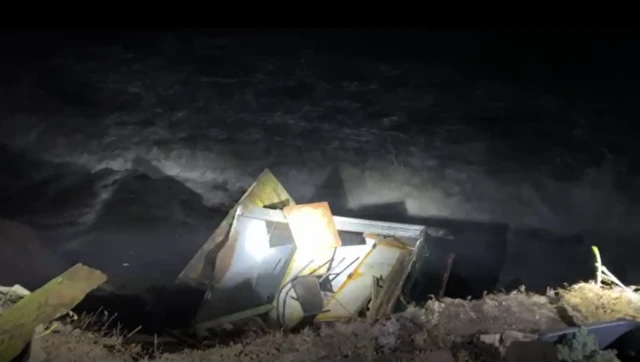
<box><xmin>0</xmin><ymin>263</ymin><xmax>107</xmax><ymax>362</ymax></box>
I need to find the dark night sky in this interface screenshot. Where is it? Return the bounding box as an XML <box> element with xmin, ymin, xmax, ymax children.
<box><xmin>3</xmin><ymin>28</ymin><xmax>639</xmax><ymax>86</ymax></box>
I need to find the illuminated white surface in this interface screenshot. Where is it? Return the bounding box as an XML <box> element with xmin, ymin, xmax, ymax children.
<box><xmin>243</xmin><ymin>217</ymin><xmax>273</xmax><ymax>263</ymax></box>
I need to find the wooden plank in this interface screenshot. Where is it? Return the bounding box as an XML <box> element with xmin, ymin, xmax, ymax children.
<box><xmin>0</xmin><ymin>263</ymin><xmax>107</xmax><ymax>362</ymax></box>
<box><xmin>368</xmin><ymin>251</ymin><xmax>412</xmax><ymax>318</ymax></box>
<box><xmin>317</xmin><ymin>244</ymin><xmax>404</xmax><ymax>321</ymax></box>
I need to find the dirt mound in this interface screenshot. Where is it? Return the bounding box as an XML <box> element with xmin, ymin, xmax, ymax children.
<box><xmin>420</xmin><ymin>291</ymin><xmax>567</xmax><ymax>338</ymax></box>
<box><xmin>26</xmin><ymin>290</ymin><xmax>572</xmax><ymax>362</ymax></box>
<box><xmin>559</xmin><ymin>282</ymin><xmax>640</xmax><ymax>324</ymax></box>
<box><xmin>19</xmin><ymin>280</ymin><xmax>640</xmax><ymax>361</ymax></box>
<box><xmin>30</xmin><ymin>325</ymin><xmax>141</xmax><ymax>362</ymax></box>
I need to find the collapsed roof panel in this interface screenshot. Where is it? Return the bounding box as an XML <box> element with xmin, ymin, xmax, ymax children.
<box><xmin>193</xmin><ymin>207</ymin><xmax>296</xmax><ymax>326</ymax></box>
<box><xmin>176</xmin><ymin>169</ymin><xmax>295</xmax><ymax>287</ymax></box>
<box><xmin>176</xmin><ymin>169</ymin><xmax>426</xmax><ymax>332</ymax></box>
<box><xmin>283</xmin><ymin>202</ymin><xmax>343</xmax><ymax>249</ymax></box>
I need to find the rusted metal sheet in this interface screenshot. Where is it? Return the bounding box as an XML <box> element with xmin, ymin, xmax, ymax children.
<box><xmin>176</xmin><ymin>169</ymin><xmax>294</xmax><ymax>286</ymax></box>
<box><xmin>283</xmin><ymin>202</ymin><xmax>342</xmax><ymax>249</ymax></box>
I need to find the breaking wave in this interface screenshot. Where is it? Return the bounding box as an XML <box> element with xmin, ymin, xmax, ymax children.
<box><xmin>1</xmin><ymin>33</ymin><xmax>638</xmax><ymax>234</ymax></box>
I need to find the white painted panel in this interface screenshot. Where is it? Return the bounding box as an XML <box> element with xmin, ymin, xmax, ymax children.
<box><xmin>317</xmin><ymin>242</ymin><xmax>410</xmax><ymax>321</ymax></box>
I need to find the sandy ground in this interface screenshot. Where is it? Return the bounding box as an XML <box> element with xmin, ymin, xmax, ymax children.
<box><xmin>19</xmin><ymin>289</ymin><xmax>583</xmax><ymax>362</ymax></box>
<box><xmin>19</xmin><ymin>282</ymin><xmax>636</xmax><ymax>362</ymax></box>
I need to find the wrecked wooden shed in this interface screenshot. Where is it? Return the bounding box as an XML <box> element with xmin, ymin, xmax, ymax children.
<box><xmin>175</xmin><ymin>169</ymin><xmax>427</xmax><ymax>333</ymax></box>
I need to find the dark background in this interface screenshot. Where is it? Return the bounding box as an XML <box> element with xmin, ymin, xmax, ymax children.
<box><xmin>1</xmin><ymin>28</ymin><xmax>639</xmax><ymax>312</ymax></box>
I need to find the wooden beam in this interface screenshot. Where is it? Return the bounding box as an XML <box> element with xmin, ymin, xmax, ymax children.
<box><xmin>368</xmin><ymin>252</ymin><xmax>412</xmax><ymax>318</ymax></box>
<box><xmin>0</xmin><ymin>264</ymin><xmax>107</xmax><ymax>362</ymax></box>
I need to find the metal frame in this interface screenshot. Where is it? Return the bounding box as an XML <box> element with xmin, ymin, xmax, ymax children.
<box><xmin>240</xmin><ymin>206</ymin><xmax>426</xmax><ymax>244</ymax></box>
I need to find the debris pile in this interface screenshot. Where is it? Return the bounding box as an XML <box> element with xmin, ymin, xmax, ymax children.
<box><xmin>1</xmin><ymin>169</ymin><xmax>640</xmax><ymax>361</ymax></box>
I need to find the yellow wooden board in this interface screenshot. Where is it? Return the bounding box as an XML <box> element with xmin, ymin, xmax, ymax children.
<box><xmin>0</xmin><ymin>263</ymin><xmax>107</xmax><ymax>362</ymax></box>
